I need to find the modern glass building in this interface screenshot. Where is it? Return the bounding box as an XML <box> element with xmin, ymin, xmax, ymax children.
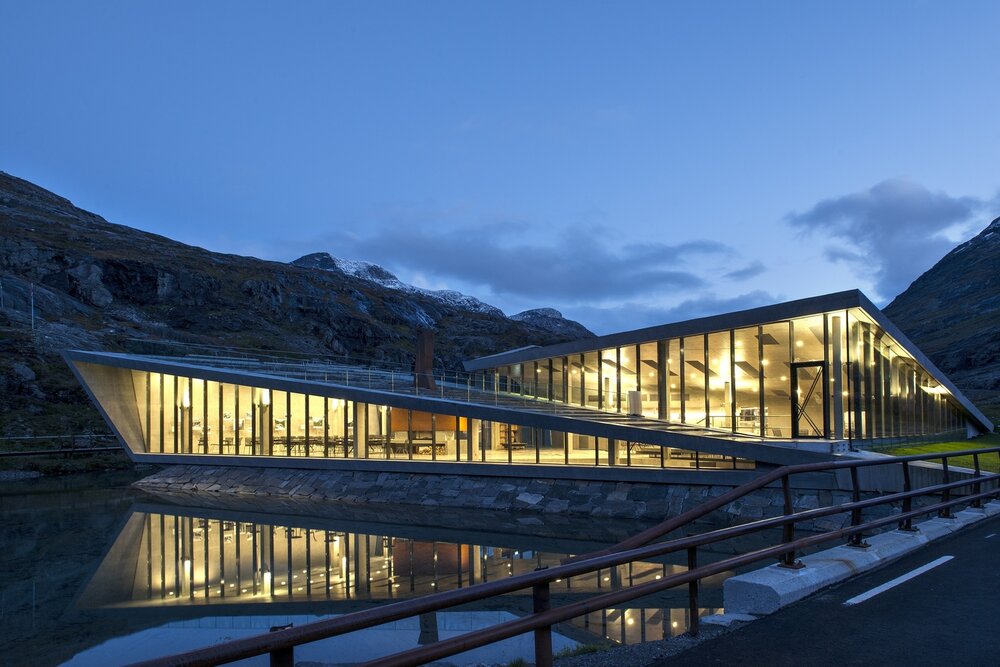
<box><xmin>464</xmin><ymin>290</ymin><xmax>991</xmax><ymax>443</ymax></box>
<box><xmin>66</xmin><ymin>290</ymin><xmax>992</xmax><ymax>478</ymax></box>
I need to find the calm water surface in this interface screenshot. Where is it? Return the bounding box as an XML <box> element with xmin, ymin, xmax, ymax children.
<box><xmin>1</xmin><ymin>471</ymin><xmax>749</xmax><ymax>666</ymax></box>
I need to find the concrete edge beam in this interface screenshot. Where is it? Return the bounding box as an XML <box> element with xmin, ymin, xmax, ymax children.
<box><xmin>723</xmin><ymin>500</ymin><xmax>1000</xmax><ymax>616</ymax></box>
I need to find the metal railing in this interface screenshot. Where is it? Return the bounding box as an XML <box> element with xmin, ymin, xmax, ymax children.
<box><xmin>128</xmin><ymin>445</ymin><xmax>1000</xmax><ymax>667</ymax></box>
<box><xmin>0</xmin><ymin>433</ymin><xmax>119</xmax><ymax>457</ymax></box>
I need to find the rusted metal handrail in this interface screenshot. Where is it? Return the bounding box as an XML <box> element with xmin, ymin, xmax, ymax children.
<box><xmin>127</xmin><ymin>446</ymin><xmax>1000</xmax><ymax>667</ymax></box>
<box><xmin>365</xmin><ymin>486</ymin><xmax>1000</xmax><ymax>667</ymax></box>
<box><xmin>594</xmin><ymin>445</ymin><xmax>1000</xmax><ymax>556</ymax></box>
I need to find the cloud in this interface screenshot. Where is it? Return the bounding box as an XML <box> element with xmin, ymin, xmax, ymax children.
<box><xmin>723</xmin><ymin>260</ymin><xmax>765</xmax><ymax>282</ymax></box>
<box><xmin>565</xmin><ymin>291</ymin><xmax>780</xmax><ymax>335</ymax></box>
<box><xmin>308</xmin><ymin>218</ymin><xmax>737</xmax><ymax>302</ymax></box>
<box><xmin>787</xmin><ymin>179</ymin><xmax>993</xmax><ymax>300</ymax></box>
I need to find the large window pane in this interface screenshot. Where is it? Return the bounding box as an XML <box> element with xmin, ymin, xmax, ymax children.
<box><xmin>620</xmin><ymin>346</ymin><xmax>638</xmax><ymax>413</ymax></box>
<box><xmin>734</xmin><ymin>327</ymin><xmax>761</xmax><ymax>435</ymax></box>
<box><xmin>569</xmin><ymin>355</ymin><xmax>584</xmax><ymax>406</ymax></box>
<box><xmin>150</xmin><ymin>372</ymin><xmax>164</xmax><ymax>453</ymax></box>
<box><xmin>667</xmin><ymin>340</ymin><xmax>680</xmax><ymax>422</ymax></box>
<box><xmin>206</xmin><ymin>381</ymin><xmax>221</xmax><ymax>454</ymax></box>
<box><xmin>638</xmin><ymin>342</ymin><xmax>659</xmax><ymax>418</ymax></box>
<box><xmin>761</xmin><ymin>322</ymin><xmax>791</xmax><ymax>437</ymax></box>
<box><xmin>552</xmin><ymin>358</ymin><xmax>565</xmax><ymax>403</ymax></box>
<box><xmin>583</xmin><ymin>352</ymin><xmax>600</xmax><ymax>410</ymax></box>
<box><xmin>601</xmin><ymin>349</ymin><xmax>618</xmax><ymax>412</ymax></box>
<box><xmin>683</xmin><ymin>336</ymin><xmax>705</xmax><ymax>427</ymax></box>
<box><xmin>707</xmin><ymin>332</ymin><xmax>731</xmax><ymax>431</ymax></box>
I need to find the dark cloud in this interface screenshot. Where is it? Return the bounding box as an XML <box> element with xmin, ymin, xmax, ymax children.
<box><xmin>566</xmin><ymin>291</ymin><xmax>779</xmax><ymax>335</ymax></box>
<box><xmin>319</xmin><ymin>221</ymin><xmax>736</xmax><ymax>301</ymax></box>
<box><xmin>787</xmin><ymin>179</ymin><xmax>991</xmax><ymax>300</ymax></box>
<box><xmin>723</xmin><ymin>260</ymin><xmax>765</xmax><ymax>281</ymax></box>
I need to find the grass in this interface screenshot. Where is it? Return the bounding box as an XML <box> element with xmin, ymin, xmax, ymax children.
<box><xmin>555</xmin><ymin>644</ymin><xmax>612</xmax><ymax>658</ymax></box>
<box><xmin>879</xmin><ymin>433</ymin><xmax>1000</xmax><ymax>472</ymax></box>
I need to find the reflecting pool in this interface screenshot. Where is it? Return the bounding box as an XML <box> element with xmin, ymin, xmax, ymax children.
<box><xmin>1</xmin><ymin>472</ymin><xmax>738</xmax><ymax>666</ymax></box>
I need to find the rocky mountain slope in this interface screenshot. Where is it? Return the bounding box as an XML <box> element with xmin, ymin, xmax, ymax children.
<box><xmin>884</xmin><ymin>216</ymin><xmax>1000</xmax><ymax>426</ymax></box>
<box><xmin>291</xmin><ymin>252</ymin><xmax>507</xmax><ymax>319</ymax></box>
<box><xmin>0</xmin><ymin>171</ymin><xmax>593</xmax><ymax>438</ymax></box>
<box><xmin>292</xmin><ymin>253</ymin><xmax>595</xmax><ymax>340</ymax></box>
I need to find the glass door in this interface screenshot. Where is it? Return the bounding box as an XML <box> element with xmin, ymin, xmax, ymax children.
<box><xmin>791</xmin><ymin>362</ymin><xmax>828</xmax><ymax>438</ymax></box>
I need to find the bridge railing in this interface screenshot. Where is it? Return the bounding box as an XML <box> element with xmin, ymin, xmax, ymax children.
<box><xmin>127</xmin><ymin>445</ymin><xmax>1000</xmax><ymax>667</ymax></box>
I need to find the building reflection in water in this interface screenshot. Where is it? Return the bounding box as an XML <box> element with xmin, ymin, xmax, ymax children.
<box><xmin>80</xmin><ymin>509</ymin><xmax>724</xmax><ymax>645</ymax></box>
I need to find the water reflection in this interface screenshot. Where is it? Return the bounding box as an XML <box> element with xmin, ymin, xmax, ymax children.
<box><xmin>79</xmin><ymin>505</ymin><xmax>724</xmax><ymax>651</ymax></box>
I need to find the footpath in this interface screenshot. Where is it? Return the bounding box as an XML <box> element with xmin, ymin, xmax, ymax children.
<box><xmin>655</xmin><ymin>514</ymin><xmax>1000</xmax><ymax>666</ymax></box>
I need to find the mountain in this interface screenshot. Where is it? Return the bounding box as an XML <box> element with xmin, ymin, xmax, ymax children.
<box><xmin>0</xmin><ymin>171</ymin><xmax>593</xmax><ymax>438</ymax></box>
<box><xmin>884</xmin><ymin>216</ymin><xmax>1000</xmax><ymax>425</ymax></box>
<box><xmin>290</xmin><ymin>252</ymin><xmax>506</xmax><ymax>319</ymax></box>
<box><xmin>291</xmin><ymin>253</ymin><xmax>595</xmax><ymax>340</ymax></box>
<box><xmin>511</xmin><ymin>308</ymin><xmax>595</xmax><ymax>339</ymax></box>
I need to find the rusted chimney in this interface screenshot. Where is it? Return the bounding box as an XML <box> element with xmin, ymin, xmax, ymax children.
<box><xmin>414</xmin><ymin>328</ymin><xmax>436</xmax><ymax>390</ymax></box>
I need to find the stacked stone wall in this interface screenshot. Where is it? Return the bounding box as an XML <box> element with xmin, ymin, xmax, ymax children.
<box><xmin>136</xmin><ymin>465</ymin><xmax>886</xmax><ymax>529</ymax></box>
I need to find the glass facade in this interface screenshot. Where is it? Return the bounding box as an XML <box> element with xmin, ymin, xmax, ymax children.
<box><xmin>490</xmin><ymin>307</ymin><xmax>968</xmax><ymax>441</ymax></box>
<box><xmin>73</xmin><ymin>361</ymin><xmax>753</xmax><ymax>471</ymax></box>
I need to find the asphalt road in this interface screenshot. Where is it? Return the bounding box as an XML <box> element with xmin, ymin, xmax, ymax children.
<box><xmin>656</xmin><ymin>514</ymin><xmax>1000</xmax><ymax>667</ymax></box>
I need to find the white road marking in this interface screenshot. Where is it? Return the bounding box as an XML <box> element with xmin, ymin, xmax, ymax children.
<box><xmin>985</xmin><ymin>534</ymin><xmax>997</xmax><ymax>539</ymax></box>
<box><xmin>843</xmin><ymin>556</ymin><xmax>954</xmax><ymax>606</ymax></box>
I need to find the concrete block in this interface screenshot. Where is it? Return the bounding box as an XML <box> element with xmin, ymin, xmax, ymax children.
<box><xmin>725</xmin><ymin>509</ymin><xmax>996</xmax><ymax>616</ymax></box>
<box><xmin>701</xmin><ymin>613</ymin><xmax>757</xmax><ymax>627</ymax></box>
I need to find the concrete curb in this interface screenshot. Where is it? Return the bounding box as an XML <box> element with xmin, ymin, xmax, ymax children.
<box><xmin>723</xmin><ymin>500</ymin><xmax>1000</xmax><ymax>615</ymax></box>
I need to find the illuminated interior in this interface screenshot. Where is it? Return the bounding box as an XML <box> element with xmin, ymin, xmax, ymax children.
<box><xmin>490</xmin><ymin>307</ymin><xmax>970</xmax><ymax>441</ymax></box>
<box><xmin>70</xmin><ymin>360</ymin><xmax>753</xmax><ymax>470</ymax></box>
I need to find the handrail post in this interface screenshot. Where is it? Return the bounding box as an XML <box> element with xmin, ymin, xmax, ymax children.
<box><xmin>847</xmin><ymin>467</ymin><xmax>869</xmax><ymax>548</ymax></box>
<box><xmin>778</xmin><ymin>475</ymin><xmax>802</xmax><ymax>567</ymax></box>
<box><xmin>939</xmin><ymin>458</ymin><xmax>954</xmax><ymax>518</ymax></box>
<box><xmin>269</xmin><ymin>625</ymin><xmax>293</xmax><ymax>667</ymax></box>
<box><xmin>687</xmin><ymin>547</ymin><xmax>700</xmax><ymax>636</ymax></box>
<box><xmin>270</xmin><ymin>647</ymin><xmax>293</xmax><ymax>667</ymax></box>
<box><xmin>532</xmin><ymin>576</ymin><xmax>553</xmax><ymax>667</ymax></box>
<box><xmin>899</xmin><ymin>461</ymin><xmax>916</xmax><ymax>531</ymax></box>
<box><xmin>972</xmin><ymin>453</ymin><xmax>983</xmax><ymax>509</ymax></box>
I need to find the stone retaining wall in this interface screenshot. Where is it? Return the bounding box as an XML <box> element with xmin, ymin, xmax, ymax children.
<box><xmin>136</xmin><ymin>465</ymin><xmax>874</xmax><ymax>528</ymax></box>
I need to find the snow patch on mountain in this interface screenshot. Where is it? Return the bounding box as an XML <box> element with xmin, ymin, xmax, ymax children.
<box><xmin>292</xmin><ymin>252</ymin><xmax>505</xmax><ymax>318</ymax></box>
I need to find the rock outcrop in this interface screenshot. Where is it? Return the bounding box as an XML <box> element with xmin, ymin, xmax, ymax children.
<box><xmin>884</xmin><ymin>216</ymin><xmax>1000</xmax><ymax>425</ymax></box>
<box><xmin>0</xmin><ymin>171</ymin><xmax>592</xmax><ymax>437</ymax></box>
<box><xmin>511</xmin><ymin>308</ymin><xmax>596</xmax><ymax>339</ymax></box>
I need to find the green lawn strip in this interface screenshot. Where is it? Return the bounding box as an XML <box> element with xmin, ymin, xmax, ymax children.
<box><xmin>880</xmin><ymin>434</ymin><xmax>1000</xmax><ymax>473</ymax></box>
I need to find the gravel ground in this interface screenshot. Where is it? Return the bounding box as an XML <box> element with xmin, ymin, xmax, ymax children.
<box><xmin>552</xmin><ymin>622</ymin><xmax>739</xmax><ymax>667</ymax></box>
<box><xmin>408</xmin><ymin>619</ymin><xmax>752</xmax><ymax>667</ymax></box>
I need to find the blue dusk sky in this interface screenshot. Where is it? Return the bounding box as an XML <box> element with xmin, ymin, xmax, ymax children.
<box><xmin>2</xmin><ymin>1</ymin><xmax>998</xmax><ymax>334</ymax></box>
